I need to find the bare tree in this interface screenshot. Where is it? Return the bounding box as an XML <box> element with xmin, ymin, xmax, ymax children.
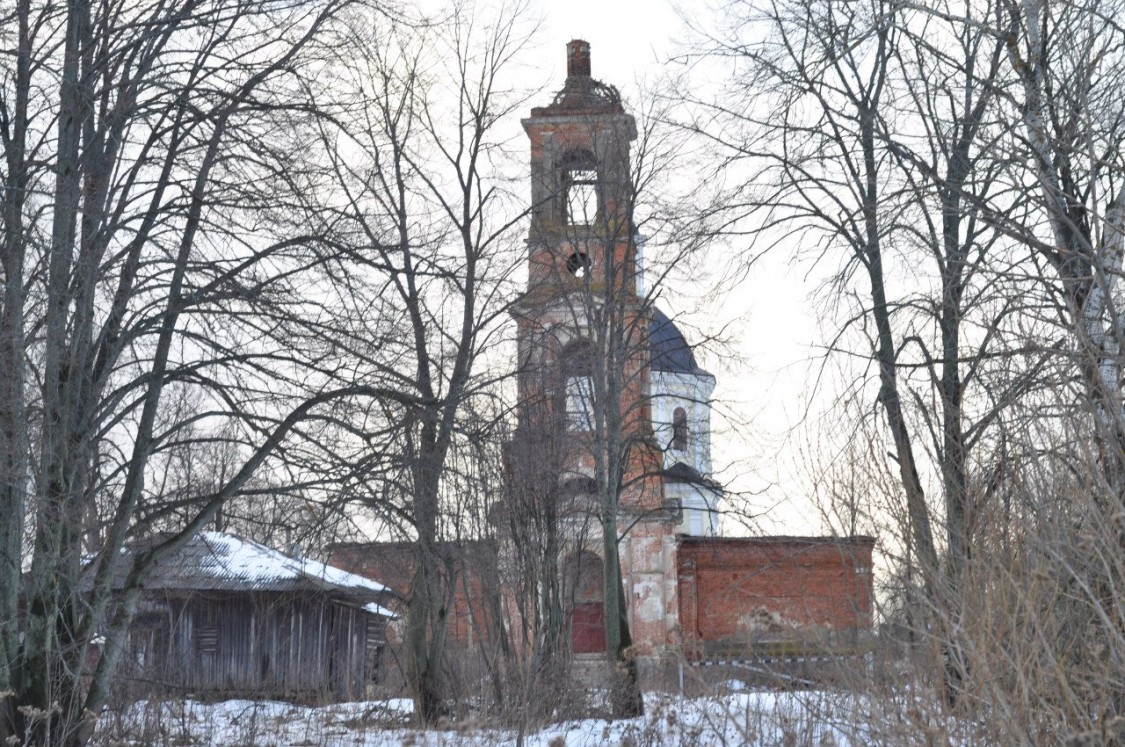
<box><xmin>678</xmin><ymin>0</ymin><xmax>1062</xmax><ymax>703</ymax></box>
<box><xmin>300</xmin><ymin>4</ymin><xmax>533</xmax><ymax>724</ymax></box>
<box><xmin>0</xmin><ymin>1</ymin><xmax>451</xmax><ymax>743</ymax></box>
<box><xmin>1000</xmin><ymin>0</ymin><xmax>1125</xmax><ymax>512</ymax></box>
<box><xmin>675</xmin><ymin>0</ymin><xmax>1125</xmax><ymax>738</ymax></box>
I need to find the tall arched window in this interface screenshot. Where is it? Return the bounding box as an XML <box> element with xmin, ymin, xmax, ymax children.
<box><xmin>672</xmin><ymin>407</ymin><xmax>688</xmax><ymax>451</ymax></box>
<box><xmin>561</xmin><ymin>340</ymin><xmax>595</xmax><ymax>431</ymax></box>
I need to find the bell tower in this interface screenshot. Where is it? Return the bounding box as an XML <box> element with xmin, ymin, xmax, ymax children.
<box><xmin>523</xmin><ymin>40</ymin><xmax>638</xmax><ymax>300</ymax></box>
<box><xmin>515</xmin><ymin>41</ymin><xmax>676</xmax><ymax>655</ymax></box>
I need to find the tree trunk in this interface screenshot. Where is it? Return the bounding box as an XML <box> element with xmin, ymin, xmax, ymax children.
<box><xmin>601</xmin><ymin>512</ymin><xmax>642</xmax><ymax>718</ymax></box>
<box><xmin>0</xmin><ymin>0</ymin><xmax>32</xmax><ymax>741</ymax></box>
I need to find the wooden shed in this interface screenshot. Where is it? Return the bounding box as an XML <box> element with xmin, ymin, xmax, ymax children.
<box><xmin>109</xmin><ymin>532</ymin><xmax>397</xmax><ymax>702</ymax></box>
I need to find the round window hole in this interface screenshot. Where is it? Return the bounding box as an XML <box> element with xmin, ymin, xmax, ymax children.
<box><xmin>567</xmin><ymin>251</ymin><xmax>592</xmax><ymax>278</ymax></box>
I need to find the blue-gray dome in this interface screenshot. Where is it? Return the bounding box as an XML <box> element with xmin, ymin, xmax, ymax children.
<box><xmin>650</xmin><ymin>309</ymin><xmax>709</xmax><ymax>376</ymax></box>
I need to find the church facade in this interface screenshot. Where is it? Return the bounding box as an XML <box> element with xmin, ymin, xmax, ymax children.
<box><xmin>512</xmin><ymin>38</ymin><xmax>873</xmax><ymax>660</ymax></box>
<box><xmin>332</xmin><ymin>41</ymin><xmax>874</xmax><ymax>687</ymax></box>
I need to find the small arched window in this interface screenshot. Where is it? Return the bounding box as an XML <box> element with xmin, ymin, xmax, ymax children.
<box><xmin>672</xmin><ymin>407</ymin><xmax>688</xmax><ymax>451</ymax></box>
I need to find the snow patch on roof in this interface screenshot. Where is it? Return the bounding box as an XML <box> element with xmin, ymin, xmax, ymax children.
<box><xmin>362</xmin><ymin>602</ymin><xmax>399</xmax><ymax>619</ymax></box>
<box><xmin>197</xmin><ymin>532</ymin><xmax>390</xmax><ymax>595</ymax></box>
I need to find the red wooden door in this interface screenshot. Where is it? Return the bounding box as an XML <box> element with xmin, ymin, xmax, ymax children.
<box><xmin>570</xmin><ymin>602</ymin><xmax>605</xmax><ymax>653</ymax></box>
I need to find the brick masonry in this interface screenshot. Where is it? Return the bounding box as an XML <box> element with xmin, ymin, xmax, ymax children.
<box><xmin>676</xmin><ymin>536</ymin><xmax>875</xmax><ymax>658</ymax></box>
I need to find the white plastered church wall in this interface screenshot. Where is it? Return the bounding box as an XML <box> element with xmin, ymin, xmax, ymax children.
<box><xmin>650</xmin><ymin>367</ymin><xmax>720</xmax><ymax>536</ymax></box>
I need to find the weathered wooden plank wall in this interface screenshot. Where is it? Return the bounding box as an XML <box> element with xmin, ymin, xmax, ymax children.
<box><xmin>120</xmin><ymin>591</ymin><xmax>386</xmax><ymax>702</ymax></box>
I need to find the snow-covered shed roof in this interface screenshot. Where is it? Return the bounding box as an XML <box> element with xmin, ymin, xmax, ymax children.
<box><xmin>104</xmin><ymin>532</ymin><xmax>395</xmax><ymax>613</ymax></box>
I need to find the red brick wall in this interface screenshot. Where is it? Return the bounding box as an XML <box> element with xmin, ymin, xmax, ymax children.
<box><xmin>329</xmin><ymin>541</ymin><xmax>501</xmax><ymax>646</ymax></box>
<box><xmin>677</xmin><ymin>536</ymin><xmax>874</xmax><ymax>657</ymax></box>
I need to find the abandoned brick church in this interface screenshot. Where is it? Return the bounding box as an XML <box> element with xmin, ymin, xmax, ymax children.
<box><xmin>333</xmin><ymin>40</ymin><xmax>874</xmax><ymax>685</ymax></box>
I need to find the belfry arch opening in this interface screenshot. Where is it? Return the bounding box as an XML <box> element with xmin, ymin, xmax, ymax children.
<box><xmin>561</xmin><ymin>150</ymin><xmax>599</xmax><ymax>227</ymax></box>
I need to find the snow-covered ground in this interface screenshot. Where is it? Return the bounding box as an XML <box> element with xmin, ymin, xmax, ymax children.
<box><xmin>93</xmin><ymin>688</ymin><xmax>956</xmax><ymax>746</ymax></box>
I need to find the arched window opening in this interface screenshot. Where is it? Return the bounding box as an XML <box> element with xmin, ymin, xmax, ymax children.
<box><xmin>559</xmin><ymin>475</ymin><xmax>599</xmax><ymax>517</ymax></box>
<box><xmin>561</xmin><ymin>340</ymin><xmax>595</xmax><ymax>431</ymax></box>
<box><xmin>672</xmin><ymin>407</ymin><xmax>688</xmax><ymax>451</ymax></box>
<box><xmin>560</xmin><ymin>475</ymin><xmax>599</xmax><ymax>498</ymax></box>
<box><xmin>562</xmin><ymin>150</ymin><xmax>599</xmax><ymax>226</ymax></box>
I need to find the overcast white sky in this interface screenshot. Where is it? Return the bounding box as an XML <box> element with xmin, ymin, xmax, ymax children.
<box><xmin>522</xmin><ymin>0</ymin><xmax>682</xmax><ymax>82</ymax></box>
<box><xmin>511</xmin><ymin>0</ymin><xmax>835</xmax><ymax>536</ymax></box>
